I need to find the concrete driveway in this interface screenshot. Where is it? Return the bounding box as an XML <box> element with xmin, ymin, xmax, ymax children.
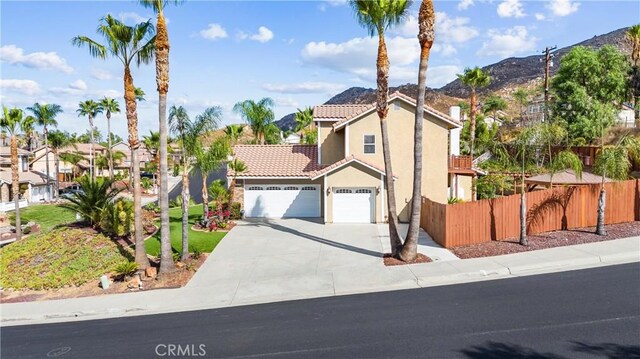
<box><xmin>187</xmin><ymin>218</ymin><xmax>422</xmax><ymax>304</ymax></box>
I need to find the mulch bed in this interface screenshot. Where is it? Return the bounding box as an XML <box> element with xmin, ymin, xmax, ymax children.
<box><xmin>383</xmin><ymin>253</ymin><xmax>432</xmax><ymax>266</ymax></box>
<box><xmin>450</xmin><ymin>221</ymin><xmax>640</xmax><ymax>259</ymax></box>
<box><xmin>0</xmin><ymin>254</ymin><xmax>208</xmax><ymax>303</ymax></box>
<box><xmin>191</xmin><ymin>221</ymin><xmax>237</xmax><ymax>233</ymax></box>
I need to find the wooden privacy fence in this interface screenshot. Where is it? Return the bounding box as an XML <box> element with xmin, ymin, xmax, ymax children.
<box><xmin>421</xmin><ymin>179</ymin><xmax>639</xmax><ymax>248</ymax></box>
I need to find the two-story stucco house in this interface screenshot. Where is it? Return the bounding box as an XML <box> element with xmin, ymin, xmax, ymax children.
<box><xmin>229</xmin><ymin>92</ymin><xmax>475</xmax><ymax>223</ymax></box>
<box><xmin>0</xmin><ymin>146</ymin><xmax>53</xmax><ymax>207</ymax></box>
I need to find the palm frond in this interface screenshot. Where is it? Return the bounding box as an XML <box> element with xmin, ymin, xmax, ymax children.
<box><xmin>71</xmin><ymin>36</ymin><xmax>107</xmax><ymax>59</ymax></box>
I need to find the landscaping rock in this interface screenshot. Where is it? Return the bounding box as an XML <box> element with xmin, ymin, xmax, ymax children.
<box><xmin>145</xmin><ymin>267</ymin><xmax>157</xmax><ymax>279</ymax></box>
<box><xmin>1</xmin><ymin>232</ymin><xmax>11</xmax><ymax>239</ymax></box>
<box><xmin>126</xmin><ymin>275</ymin><xmax>142</xmax><ymax>290</ymax></box>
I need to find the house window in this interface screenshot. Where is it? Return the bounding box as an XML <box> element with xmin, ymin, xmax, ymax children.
<box><xmin>265</xmin><ymin>186</ymin><xmax>281</xmax><ymax>190</ymax></box>
<box><xmin>301</xmin><ymin>186</ymin><xmax>316</xmax><ymax>190</ymax></box>
<box><xmin>336</xmin><ymin>189</ymin><xmax>352</xmax><ymax>194</ymax></box>
<box><xmin>247</xmin><ymin>186</ymin><xmax>263</xmax><ymax>190</ymax></box>
<box><xmin>355</xmin><ymin>189</ymin><xmax>372</xmax><ymax>194</ymax></box>
<box><xmin>363</xmin><ymin>135</ymin><xmax>375</xmax><ymax>154</ymax></box>
<box><xmin>393</xmin><ymin>102</ymin><xmax>400</xmax><ymax>111</ymax></box>
<box><xmin>283</xmin><ymin>186</ymin><xmax>299</xmax><ymax>190</ymax></box>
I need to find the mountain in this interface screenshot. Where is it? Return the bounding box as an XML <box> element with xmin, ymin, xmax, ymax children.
<box><xmin>275</xmin><ymin>26</ymin><xmax>632</xmax><ymax>130</ymax></box>
<box><xmin>439</xmin><ymin>27</ymin><xmax>631</xmax><ymax>98</ymax></box>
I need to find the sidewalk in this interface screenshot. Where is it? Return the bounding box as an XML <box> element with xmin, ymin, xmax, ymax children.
<box><xmin>1</xmin><ymin>235</ymin><xmax>638</xmax><ymax>327</ymax></box>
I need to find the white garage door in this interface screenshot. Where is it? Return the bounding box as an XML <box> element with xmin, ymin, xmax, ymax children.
<box><xmin>333</xmin><ymin>188</ymin><xmax>374</xmax><ymax>223</ymax></box>
<box><xmin>244</xmin><ymin>185</ymin><xmax>320</xmax><ymax>218</ymax></box>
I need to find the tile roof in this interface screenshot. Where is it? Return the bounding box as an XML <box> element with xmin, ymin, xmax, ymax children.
<box><xmin>0</xmin><ymin>146</ymin><xmax>30</xmax><ymax>156</ymax></box>
<box><xmin>60</xmin><ymin>143</ymin><xmax>107</xmax><ymax>154</ymax></box>
<box><xmin>0</xmin><ymin>169</ymin><xmax>48</xmax><ymax>185</ymax></box>
<box><xmin>525</xmin><ymin>169</ymin><xmax>610</xmax><ymax>185</ymax></box>
<box><xmin>232</xmin><ymin>145</ymin><xmax>323</xmax><ymax>178</ymax></box>
<box><xmin>313</xmin><ymin>104</ymin><xmax>372</xmax><ymax>119</ymax></box>
<box><xmin>313</xmin><ymin>91</ymin><xmax>461</xmax><ymax>129</ymax></box>
<box><xmin>309</xmin><ymin>155</ymin><xmax>390</xmax><ymax>179</ymax></box>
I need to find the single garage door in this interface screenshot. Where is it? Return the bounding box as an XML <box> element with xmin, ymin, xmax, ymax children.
<box><xmin>332</xmin><ymin>188</ymin><xmax>374</xmax><ymax>223</ymax></box>
<box><xmin>244</xmin><ymin>185</ymin><xmax>320</xmax><ymax>218</ymax></box>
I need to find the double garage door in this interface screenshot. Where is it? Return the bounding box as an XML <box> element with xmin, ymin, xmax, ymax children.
<box><xmin>244</xmin><ymin>185</ymin><xmax>320</xmax><ymax>218</ymax></box>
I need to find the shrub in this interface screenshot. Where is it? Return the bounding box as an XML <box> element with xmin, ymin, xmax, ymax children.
<box><xmin>143</xmin><ymin>202</ymin><xmax>160</xmax><ymax>213</ymax></box>
<box><xmin>141</xmin><ymin>177</ymin><xmax>153</xmax><ymax>191</ymax></box>
<box><xmin>60</xmin><ymin>176</ymin><xmax>122</xmax><ymax>227</ymax></box>
<box><xmin>191</xmin><ymin>246</ymin><xmax>202</xmax><ymax>260</ymax></box>
<box><xmin>448</xmin><ymin>197</ymin><xmax>463</xmax><ymax>204</ymax></box>
<box><xmin>229</xmin><ymin>202</ymin><xmax>242</xmax><ymax>220</ymax></box>
<box><xmin>170</xmin><ymin>195</ymin><xmax>195</xmax><ymax>208</ymax></box>
<box><xmin>173</xmin><ymin>252</ymin><xmax>181</xmax><ymax>263</ymax></box>
<box><xmin>114</xmin><ymin>261</ymin><xmax>138</xmax><ymax>280</ymax></box>
<box><xmin>101</xmin><ymin>199</ymin><xmax>134</xmax><ymax>237</ymax></box>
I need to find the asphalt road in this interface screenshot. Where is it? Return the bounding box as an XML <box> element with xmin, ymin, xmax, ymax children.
<box><xmin>2</xmin><ymin>264</ymin><xmax>639</xmax><ymax>359</ymax></box>
<box><xmin>168</xmin><ymin>167</ymin><xmax>227</xmax><ymax>204</ymax></box>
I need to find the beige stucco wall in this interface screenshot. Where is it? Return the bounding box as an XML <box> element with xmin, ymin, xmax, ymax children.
<box><xmin>318</xmin><ymin>122</ymin><xmax>344</xmax><ymax>165</ymax></box>
<box><xmin>344</xmin><ymin>99</ymin><xmax>451</xmax><ymax>221</ymax></box>
<box><xmin>325</xmin><ymin>162</ymin><xmax>384</xmax><ymax>223</ymax></box>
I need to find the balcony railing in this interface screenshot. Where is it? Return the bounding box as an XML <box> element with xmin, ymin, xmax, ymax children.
<box><xmin>449</xmin><ymin>155</ymin><xmax>473</xmax><ymax>171</ymax></box>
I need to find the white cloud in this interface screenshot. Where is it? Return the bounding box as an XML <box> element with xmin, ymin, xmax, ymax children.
<box><xmin>497</xmin><ymin>0</ymin><xmax>526</xmax><ymax>18</ymax></box>
<box><xmin>0</xmin><ymin>79</ymin><xmax>41</xmax><ymax>95</ymax></box>
<box><xmin>262</xmin><ymin>82</ymin><xmax>346</xmax><ymax>95</ymax></box>
<box><xmin>0</xmin><ymin>45</ymin><xmax>73</xmax><ymax>73</ymax></box>
<box><xmin>91</xmin><ymin>68</ymin><xmax>114</xmax><ymax>80</ymax></box>
<box><xmin>274</xmin><ymin>97</ymin><xmax>299</xmax><ymax>108</ymax></box>
<box><xmin>546</xmin><ymin>0</ymin><xmax>580</xmax><ymax>16</ymax></box>
<box><xmin>69</xmin><ymin>80</ymin><xmax>88</xmax><ymax>91</ymax></box>
<box><xmin>395</xmin><ymin>12</ymin><xmax>478</xmax><ymax>43</ymax></box>
<box><xmin>118</xmin><ymin>12</ymin><xmax>151</xmax><ymax>24</ymax></box>
<box><xmin>535</xmin><ymin>13</ymin><xmax>546</xmax><ymax>20</ymax></box>
<box><xmin>319</xmin><ymin>0</ymin><xmax>347</xmax><ymax>11</ymax></box>
<box><xmin>433</xmin><ymin>43</ymin><xmax>458</xmax><ymax>57</ymax></box>
<box><xmin>199</xmin><ymin>23</ymin><xmax>228</xmax><ymax>41</ymax></box>
<box><xmin>458</xmin><ymin>0</ymin><xmax>475</xmax><ymax>10</ymax></box>
<box><xmin>426</xmin><ymin>65</ymin><xmax>461</xmax><ymax>88</ymax></box>
<box><xmin>238</xmin><ymin>26</ymin><xmax>274</xmax><ymax>43</ymax></box>
<box><xmin>477</xmin><ymin>26</ymin><xmax>538</xmax><ymax>57</ymax></box>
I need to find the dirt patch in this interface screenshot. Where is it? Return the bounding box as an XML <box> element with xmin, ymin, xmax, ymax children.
<box><xmin>383</xmin><ymin>253</ymin><xmax>432</xmax><ymax>266</ymax></box>
<box><xmin>0</xmin><ymin>254</ymin><xmax>208</xmax><ymax>303</ymax></box>
<box><xmin>450</xmin><ymin>222</ymin><xmax>640</xmax><ymax>259</ymax></box>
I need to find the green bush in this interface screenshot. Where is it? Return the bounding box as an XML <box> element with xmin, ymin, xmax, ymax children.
<box><xmin>60</xmin><ymin>176</ymin><xmax>122</xmax><ymax>227</ymax></box>
<box><xmin>448</xmin><ymin>197</ymin><xmax>463</xmax><ymax>204</ymax></box>
<box><xmin>114</xmin><ymin>261</ymin><xmax>138</xmax><ymax>280</ymax></box>
<box><xmin>169</xmin><ymin>195</ymin><xmax>195</xmax><ymax>208</ymax></box>
<box><xmin>101</xmin><ymin>199</ymin><xmax>134</xmax><ymax>237</ymax></box>
<box><xmin>191</xmin><ymin>246</ymin><xmax>202</xmax><ymax>259</ymax></box>
<box><xmin>229</xmin><ymin>202</ymin><xmax>242</xmax><ymax>220</ymax></box>
<box><xmin>141</xmin><ymin>177</ymin><xmax>153</xmax><ymax>191</ymax></box>
<box><xmin>143</xmin><ymin>202</ymin><xmax>160</xmax><ymax>213</ymax></box>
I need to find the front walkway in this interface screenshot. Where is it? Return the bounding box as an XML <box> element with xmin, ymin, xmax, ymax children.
<box><xmin>1</xmin><ymin>219</ymin><xmax>638</xmax><ymax>327</ymax></box>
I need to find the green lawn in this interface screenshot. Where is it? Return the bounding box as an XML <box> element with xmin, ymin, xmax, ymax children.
<box><xmin>145</xmin><ymin>205</ymin><xmax>226</xmax><ymax>257</ymax></box>
<box><xmin>11</xmin><ymin>204</ymin><xmax>77</xmax><ymax>231</ymax></box>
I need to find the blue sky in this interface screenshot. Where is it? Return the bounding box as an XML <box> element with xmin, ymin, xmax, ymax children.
<box><xmin>1</xmin><ymin>0</ymin><xmax>638</xmax><ymax>138</ymax></box>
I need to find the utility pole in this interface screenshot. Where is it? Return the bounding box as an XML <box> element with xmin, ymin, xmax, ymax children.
<box><xmin>542</xmin><ymin>46</ymin><xmax>557</xmax><ymax>122</ymax></box>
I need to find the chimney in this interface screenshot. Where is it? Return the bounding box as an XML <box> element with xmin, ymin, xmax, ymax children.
<box><xmin>449</xmin><ymin>106</ymin><xmax>461</xmax><ymax>156</ymax></box>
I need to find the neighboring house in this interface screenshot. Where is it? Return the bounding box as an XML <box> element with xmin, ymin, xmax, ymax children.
<box><xmin>617</xmin><ymin>104</ymin><xmax>636</xmax><ymax>128</ymax></box>
<box><xmin>0</xmin><ymin>146</ymin><xmax>52</xmax><ymax>206</ymax></box>
<box><xmin>524</xmin><ymin>95</ymin><xmax>546</xmax><ymax>123</ymax></box>
<box><xmin>284</xmin><ymin>133</ymin><xmax>301</xmax><ymax>144</ymax></box>
<box><xmin>229</xmin><ymin>91</ymin><xmax>475</xmax><ymax>223</ymax></box>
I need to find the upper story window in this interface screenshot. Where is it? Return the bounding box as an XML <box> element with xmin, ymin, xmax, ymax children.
<box><xmin>393</xmin><ymin>102</ymin><xmax>401</xmax><ymax>111</ymax></box>
<box><xmin>363</xmin><ymin>135</ymin><xmax>375</xmax><ymax>154</ymax></box>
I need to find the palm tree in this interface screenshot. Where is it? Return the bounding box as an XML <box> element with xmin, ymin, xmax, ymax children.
<box><xmin>96</xmin><ymin>150</ymin><xmax>126</xmax><ymax>172</ymax></box>
<box><xmin>294</xmin><ymin>107</ymin><xmax>314</xmax><ymax>138</ymax></box>
<box><xmin>73</xmin><ymin>14</ymin><xmax>155</xmax><ymax>270</ymax></box>
<box><xmin>77</xmin><ymin>100</ymin><xmax>103</xmax><ymax>180</ymax></box>
<box><xmin>27</xmin><ymin>103</ymin><xmax>62</xmax><ymax>200</ymax></box>
<box><xmin>513</xmin><ymin>88</ymin><xmax>530</xmax><ymax>124</ymax></box>
<box><xmin>134</xmin><ymin>87</ymin><xmax>146</xmax><ymax>102</ymax></box>
<box><xmin>99</xmin><ymin>97</ymin><xmax>120</xmax><ymax>180</ymax></box>
<box><xmin>194</xmin><ymin>137</ymin><xmax>230</xmax><ymax>218</ymax></box>
<box><xmin>142</xmin><ymin>130</ymin><xmax>161</xmax><ymax>189</ymax></box>
<box><xmin>627</xmin><ymin>24</ymin><xmax>640</xmax><ymax>121</ymax></box>
<box><xmin>228</xmin><ymin>157</ymin><xmax>247</xmax><ymax>205</ymax></box>
<box><xmin>224</xmin><ymin>124</ymin><xmax>244</xmax><ymax>145</ymax></box>
<box><xmin>482</xmin><ymin>94</ymin><xmax>507</xmax><ymax>124</ymax></box>
<box><xmin>233</xmin><ymin>98</ymin><xmax>275</xmax><ymax>145</ymax></box>
<box><xmin>398</xmin><ymin>0</ymin><xmax>435</xmax><ymax>262</ymax></box>
<box><xmin>47</xmin><ymin>130</ymin><xmax>71</xmax><ymax>196</ymax></box>
<box><xmin>457</xmin><ymin>67</ymin><xmax>491</xmax><ymax>158</ymax></box>
<box><xmin>1</xmin><ymin>106</ymin><xmax>31</xmax><ymax>240</ymax></box>
<box><xmin>60</xmin><ymin>176</ymin><xmax>122</xmax><ymax>228</ymax></box>
<box><xmin>349</xmin><ymin>0</ymin><xmax>411</xmax><ymax>254</ymax></box>
<box><xmin>59</xmin><ymin>152</ymin><xmax>86</xmax><ymax>181</ymax></box>
<box><xmin>548</xmin><ymin>150</ymin><xmax>583</xmax><ymax>187</ymax></box>
<box><xmin>169</xmin><ymin>105</ymin><xmax>221</xmax><ymax>260</ymax></box>
<box><xmin>139</xmin><ymin>0</ymin><xmax>181</xmax><ymax>275</ymax></box>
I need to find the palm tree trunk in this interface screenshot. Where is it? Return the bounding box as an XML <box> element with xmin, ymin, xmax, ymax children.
<box><xmin>596</xmin><ymin>182</ymin><xmax>606</xmax><ymax>235</ymax></box>
<box><xmin>124</xmin><ymin>66</ymin><xmax>147</xmax><ymax>270</ymax></box>
<box><xmin>159</xmin><ymin>92</ymin><xmax>173</xmax><ymax>271</ymax></box>
<box><xmin>376</xmin><ymin>32</ymin><xmax>402</xmax><ymax>254</ymax></box>
<box><xmin>229</xmin><ymin>175</ymin><xmax>236</xmax><ymax>204</ymax></box>
<box><xmin>54</xmin><ymin>150</ymin><xmax>60</xmax><ymax>197</ymax></box>
<box><xmin>44</xmin><ymin>126</ymin><xmax>51</xmax><ymax>201</ymax></box>
<box><xmin>107</xmin><ymin>113</ymin><xmax>114</xmax><ymax>181</ymax></box>
<box><xmin>202</xmin><ymin>171</ymin><xmax>208</xmax><ymax>219</ymax></box>
<box><xmin>11</xmin><ymin>137</ymin><xmax>21</xmax><ymax>241</ymax></box>
<box><xmin>520</xmin><ymin>151</ymin><xmax>527</xmax><ymax>245</ymax></box>
<box><xmin>89</xmin><ymin>116</ymin><xmax>95</xmax><ymax>181</ymax></box>
<box><xmin>469</xmin><ymin>89</ymin><xmax>477</xmax><ymax>201</ymax></box>
<box><xmin>181</xmin><ymin>162</ymin><xmax>190</xmax><ymax>261</ymax></box>
<box><xmin>399</xmin><ymin>0</ymin><xmax>434</xmax><ymax>262</ymax></box>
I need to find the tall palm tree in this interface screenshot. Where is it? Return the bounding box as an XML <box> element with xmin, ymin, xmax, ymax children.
<box><xmin>139</xmin><ymin>0</ymin><xmax>182</xmax><ymax>275</ymax></box>
<box><xmin>458</xmin><ymin>66</ymin><xmax>491</xmax><ymax>200</ymax></box>
<box><xmin>1</xmin><ymin>107</ymin><xmax>31</xmax><ymax>240</ymax></box>
<box><xmin>627</xmin><ymin>24</ymin><xmax>640</xmax><ymax>121</ymax></box>
<box><xmin>99</xmin><ymin>97</ymin><xmax>120</xmax><ymax>180</ymax></box>
<box><xmin>349</xmin><ymin>0</ymin><xmax>411</xmax><ymax>254</ymax></box>
<box><xmin>233</xmin><ymin>98</ymin><xmax>275</xmax><ymax>145</ymax></box>
<box><xmin>169</xmin><ymin>105</ymin><xmax>221</xmax><ymax>261</ymax></box>
<box><xmin>398</xmin><ymin>0</ymin><xmax>435</xmax><ymax>262</ymax></box>
<box><xmin>77</xmin><ymin>100</ymin><xmax>103</xmax><ymax>180</ymax></box>
<box><xmin>73</xmin><ymin>14</ymin><xmax>155</xmax><ymax>270</ymax></box>
<box><xmin>227</xmin><ymin>157</ymin><xmax>247</xmax><ymax>205</ymax></box>
<box><xmin>194</xmin><ymin>137</ymin><xmax>230</xmax><ymax>218</ymax></box>
<box><xmin>47</xmin><ymin>130</ymin><xmax>71</xmax><ymax>196</ymax></box>
<box><xmin>27</xmin><ymin>103</ymin><xmax>62</xmax><ymax>200</ymax></box>
<box><xmin>224</xmin><ymin>124</ymin><xmax>244</xmax><ymax>145</ymax></box>
<box><xmin>294</xmin><ymin>107</ymin><xmax>314</xmax><ymax>137</ymax></box>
